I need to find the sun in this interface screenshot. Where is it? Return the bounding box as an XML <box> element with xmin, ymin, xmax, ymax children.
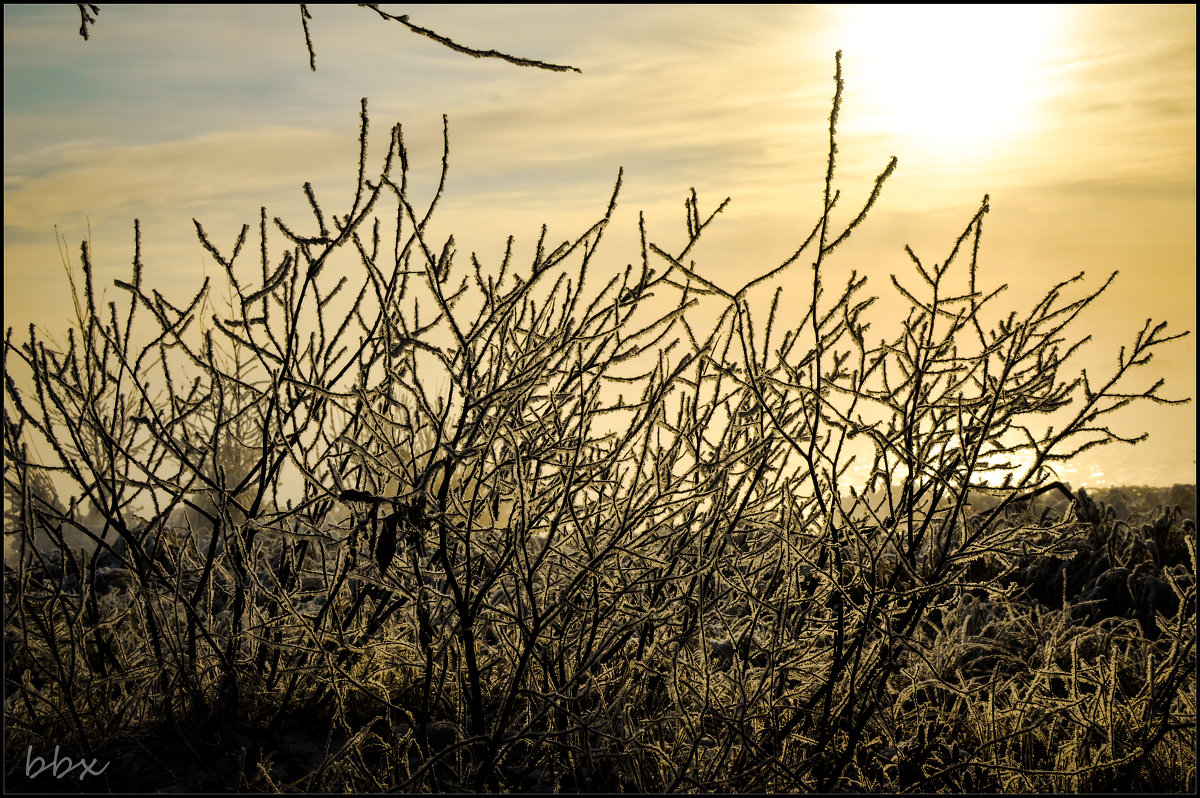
<box><xmin>832</xmin><ymin>4</ymin><xmax>1066</xmax><ymax>162</ymax></box>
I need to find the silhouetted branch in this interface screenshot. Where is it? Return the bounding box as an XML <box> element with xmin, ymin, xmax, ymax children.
<box><xmin>299</xmin><ymin>3</ymin><xmax>315</xmax><ymax>71</ymax></box>
<box><xmin>357</xmin><ymin>4</ymin><xmax>582</xmax><ymax>73</ymax></box>
<box><xmin>70</xmin><ymin>4</ymin><xmax>583</xmax><ymax>75</ymax></box>
<box><xmin>76</xmin><ymin>3</ymin><xmax>99</xmax><ymax>40</ymax></box>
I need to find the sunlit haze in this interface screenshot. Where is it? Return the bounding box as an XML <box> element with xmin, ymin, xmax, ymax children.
<box><xmin>832</xmin><ymin>4</ymin><xmax>1065</xmax><ymax>161</ymax></box>
<box><xmin>3</xmin><ymin>4</ymin><xmax>1195</xmax><ymax>489</ymax></box>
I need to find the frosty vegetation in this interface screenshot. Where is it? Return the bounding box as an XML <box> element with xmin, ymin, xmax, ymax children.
<box><xmin>4</xmin><ymin>53</ymin><xmax>1195</xmax><ymax>792</ymax></box>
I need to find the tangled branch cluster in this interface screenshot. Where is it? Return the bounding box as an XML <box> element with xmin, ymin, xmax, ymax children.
<box><xmin>4</xmin><ymin>53</ymin><xmax>1193</xmax><ymax>793</ymax></box>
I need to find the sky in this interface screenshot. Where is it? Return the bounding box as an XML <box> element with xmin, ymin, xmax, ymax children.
<box><xmin>3</xmin><ymin>4</ymin><xmax>1196</xmax><ymax>489</ymax></box>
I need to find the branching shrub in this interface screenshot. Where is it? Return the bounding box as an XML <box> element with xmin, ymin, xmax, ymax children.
<box><xmin>4</xmin><ymin>52</ymin><xmax>1193</xmax><ymax>793</ymax></box>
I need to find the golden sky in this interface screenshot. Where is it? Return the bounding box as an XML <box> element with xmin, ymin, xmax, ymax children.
<box><xmin>3</xmin><ymin>4</ymin><xmax>1195</xmax><ymax>487</ymax></box>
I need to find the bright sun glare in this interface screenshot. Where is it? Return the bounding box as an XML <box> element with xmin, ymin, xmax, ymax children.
<box><xmin>834</xmin><ymin>4</ymin><xmax>1065</xmax><ymax>161</ymax></box>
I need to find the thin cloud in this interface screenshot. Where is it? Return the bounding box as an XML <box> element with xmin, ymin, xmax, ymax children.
<box><xmin>4</xmin><ymin>126</ymin><xmax>351</xmax><ymax>234</ymax></box>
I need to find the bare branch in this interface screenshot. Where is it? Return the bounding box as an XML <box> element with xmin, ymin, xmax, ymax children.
<box><xmin>76</xmin><ymin>3</ymin><xmax>99</xmax><ymax>41</ymax></box>
<box><xmin>358</xmin><ymin>3</ymin><xmax>583</xmax><ymax>73</ymax></box>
